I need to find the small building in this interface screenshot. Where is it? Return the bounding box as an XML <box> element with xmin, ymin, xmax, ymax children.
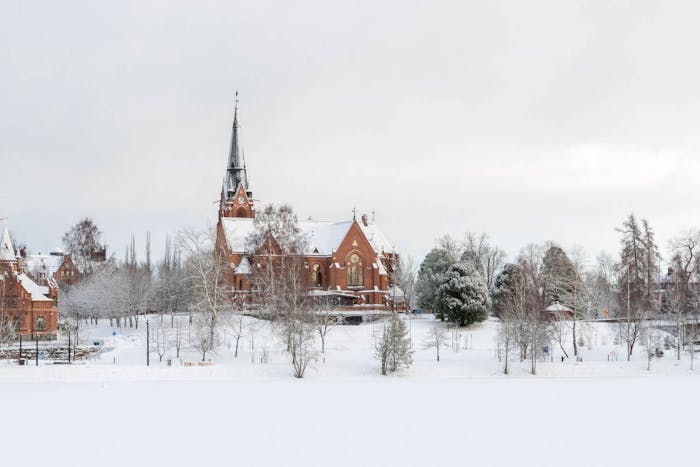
<box><xmin>545</xmin><ymin>301</ymin><xmax>573</xmax><ymax>321</ymax></box>
<box><xmin>0</xmin><ymin>226</ymin><xmax>58</xmax><ymax>339</ymax></box>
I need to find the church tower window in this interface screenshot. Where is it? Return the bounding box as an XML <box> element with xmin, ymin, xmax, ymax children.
<box><xmin>346</xmin><ymin>254</ymin><xmax>363</xmax><ymax>286</ymax></box>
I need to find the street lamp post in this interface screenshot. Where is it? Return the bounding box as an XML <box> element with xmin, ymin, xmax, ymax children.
<box><xmin>146</xmin><ymin>319</ymin><xmax>150</xmax><ymax>366</ymax></box>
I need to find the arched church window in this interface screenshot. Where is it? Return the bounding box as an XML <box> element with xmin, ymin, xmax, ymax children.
<box><xmin>312</xmin><ymin>264</ymin><xmax>322</xmax><ymax>287</ymax></box>
<box><xmin>346</xmin><ymin>254</ymin><xmax>363</xmax><ymax>286</ymax></box>
<box><xmin>37</xmin><ymin>316</ymin><xmax>45</xmax><ymax>332</ymax></box>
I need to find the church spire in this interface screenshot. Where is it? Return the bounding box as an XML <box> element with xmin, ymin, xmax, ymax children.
<box><xmin>219</xmin><ymin>92</ymin><xmax>255</xmax><ymax>219</ymax></box>
<box><xmin>225</xmin><ymin>91</ymin><xmax>249</xmax><ymax>198</ymax></box>
<box><xmin>0</xmin><ymin>225</ymin><xmax>16</xmax><ymax>261</ymax></box>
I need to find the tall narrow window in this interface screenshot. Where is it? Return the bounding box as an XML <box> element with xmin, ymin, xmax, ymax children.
<box><xmin>37</xmin><ymin>316</ymin><xmax>46</xmax><ymax>331</ymax></box>
<box><xmin>312</xmin><ymin>264</ymin><xmax>323</xmax><ymax>287</ymax></box>
<box><xmin>346</xmin><ymin>254</ymin><xmax>363</xmax><ymax>286</ymax></box>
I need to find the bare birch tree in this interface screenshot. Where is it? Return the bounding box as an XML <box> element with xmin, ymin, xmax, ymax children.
<box><xmin>424</xmin><ymin>323</ymin><xmax>449</xmax><ymax>362</ymax></box>
<box><xmin>179</xmin><ymin>226</ymin><xmax>232</xmax><ymax>354</ymax></box>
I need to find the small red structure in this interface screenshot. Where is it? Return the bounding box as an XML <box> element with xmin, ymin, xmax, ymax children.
<box><xmin>545</xmin><ymin>301</ymin><xmax>573</xmax><ymax>321</ymax></box>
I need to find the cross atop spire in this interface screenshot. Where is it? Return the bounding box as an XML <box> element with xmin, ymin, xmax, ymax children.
<box><xmin>233</xmin><ymin>91</ymin><xmax>239</xmax><ymax>126</ymax></box>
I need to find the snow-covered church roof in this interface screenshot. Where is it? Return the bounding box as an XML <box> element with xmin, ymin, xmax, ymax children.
<box><xmin>220</xmin><ymin>217</ymin><xmax>396</xmax><ymax>256</ymax></box>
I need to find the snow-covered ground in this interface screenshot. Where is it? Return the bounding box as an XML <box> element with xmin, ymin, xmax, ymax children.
<box><xmin>1</xmin><ymin>315</ymin><xmax>698</xmax><ymax>466</ymax></box>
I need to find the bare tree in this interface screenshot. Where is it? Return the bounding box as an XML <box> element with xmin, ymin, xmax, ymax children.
<box><xmin>312</xmin><ymin>295</ymin><xmax>338</xmax><ymax>362</ymax></box>
<box><xmin>154</xmin><ymin>323</ymin><xmax>167</xmax><ymax>362</ymax></box>
<box><xmin>667</xmin><ymin>229</ymin><xmax>700</xmax><ymax>360</ymax></box>
<box><xmin>424</xmin><ymin>323</ymin><xmax>448</xmax><ymax>362</ymax></box>
<box><xmin>192</xmin><ymin>313</ymin><xmax>215</xmax><ymax>362</ymax></box>
<box><xmin>120</xmin><ymin>234</ymin><xmax>151</xmax><ymax>329</ymax></box>
<box><xmin>247</xmin><ymin>205</ymin><xmax>318</xmax><ymax>378</ymax></box>
<box><xmin>62</xmin><ymin>218</ymin><xmax>105</xmax><ymax>275</ymax></box>
<box><xmin>179</xmin><ymin>226</ymin><xmax>232</xmax><ymax>352</ymax></box>
<box><xmin>153</xmin><ymin>235</ymin><xmax>186</xmax><ymax>327</ymax></box>
<box><xmin>496</xmin><ymin>317</ymin><xmax>518</xmax><ymax>374</ymax></box>
<box><xmin>174</xmin><ymin>321</ymin><xmax>182</xmax><ymax>359</ymax></box>
<box><xmin>392</xmin><ymin>255</ymin><xmax>417</xmax><ymax>312</ymax></box>
<box><xmin>461</xmin><ymin>231</ymin><xmax>506</xmax><ymax>292</ymax></box>
<box><xmin>517</xmin><ymin>244</ymin><xmax>551</xmax><ymax>375</ymax></box>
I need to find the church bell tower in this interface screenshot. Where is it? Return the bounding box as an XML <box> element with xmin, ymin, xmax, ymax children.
<box><xmin>219</xmin><ymin>92</ymin><xmax>255</xmax><ymax>219</ymax></box>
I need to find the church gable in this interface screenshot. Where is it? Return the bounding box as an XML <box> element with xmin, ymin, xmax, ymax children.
<box><xmin>335</xmin><ymin>221</ymin><xmax>378</xmax><ymax>264</ymax></box>
<box><xmin>231</xmin><ymin>184</ymin><xmax>254</xmax><ymax>218</ymax></box>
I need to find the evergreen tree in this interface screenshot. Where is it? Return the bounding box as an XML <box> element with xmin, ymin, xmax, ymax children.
<box><xmin>491</xmin><ymin>263</ymin><xmax>521</xmax><ymax>318</ymax></box>
<box><xmin>616</xmin><ymin>214</ymin><xmax>660</xmax><ymax>360</ymax></box>
<box><xmin>375</xmin><ymin>313</ymin><xmax>413</xmax><ymax>375</ymax></box>
<box><xmin>416</xmin><ymin>247</ymin><xmax>458</xmax><ymax>318</ymax></box>
<box><xmin>540</xmin><ymin>245</ymin><xmax>577</xmax><ymax>306</ymax></box>
<box><xmin>435</xmin><ymin>262</ymin><xmax>491</xmax><ymax>326</ymax></box>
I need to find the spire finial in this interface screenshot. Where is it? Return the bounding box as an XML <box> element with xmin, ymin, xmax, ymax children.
<box><xmin>233</xmin><ymin>90</ymin><xmax>239</xmax><ymax>126</ymax></box>
<box><xmin>352</xmin><ymin>207</ymin><xmax>357</xmax><ymax>220</ymax></box>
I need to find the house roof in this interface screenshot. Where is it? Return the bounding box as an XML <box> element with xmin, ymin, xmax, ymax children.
<box><xmin>220</xmin><ymin>217</ymin><xmax>395</xmax><ymax>257</ymax></box>
<box><xmin>17</xmin><ymin>273</ymin><xmax>52</xmax><ymax>302</ymax></box>
<box><xmin>545</xmin><ymin>302</ymin><xmax>572</xmax><ymax>313</ymax></box>
<box><xmin>22</xmin><ymin>253</ymin><xmax>65</xmax><ymax>277</ymax></box>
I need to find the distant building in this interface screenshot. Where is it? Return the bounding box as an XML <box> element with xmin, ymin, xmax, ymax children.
<box><xmin>215</xmin><ymin>97</ymin><xmax>399</xmax><ymax>314</ymax></box>
<box><xmin>21</xmin><ymin>245</ymin><xmax>108</xmax><ymax>288</ymax></box>
<box><xmin>545</xmin><ymin>301</ymin><xmax>573</xmax><ymax>320</ymax></box>
<box><xmin>0</xmin><ymin>226</ymin><xmax>58</xmax><ymax>339</ymax></box>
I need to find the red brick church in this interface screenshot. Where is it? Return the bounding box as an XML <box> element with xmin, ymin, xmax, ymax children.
<box><xmin>0</xmin><ymin>226</ymin><xmax>59</xmax><ymax>339</ymax></box>
<box><xmin>215</xmin><ymin>98</ymin><xmax>400</xmax><ymax>313</ymax></box>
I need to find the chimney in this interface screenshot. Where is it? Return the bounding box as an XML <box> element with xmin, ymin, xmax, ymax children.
<box><xmin>361</xmin><ymin>213</ymin><xmax>369</xmax><ymax>226</ymax></box>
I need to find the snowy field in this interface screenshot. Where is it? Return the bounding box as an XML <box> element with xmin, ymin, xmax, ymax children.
<box><xmin>2</xmin><ymin>315</ymin><xmax>699</xmax><ymax>466</ymax></box>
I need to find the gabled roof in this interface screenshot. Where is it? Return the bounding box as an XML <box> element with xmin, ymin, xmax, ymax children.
<box><xmin>23</xmin><ymin>253</ymin><xmax>65</xmax><ymax>277</ymax></box>
<box><xmin>236</xmin><ymin>256</ymin><xmax>252</xmax><ymax>274</ymax></box>
<box><xmin>358</xmin><ymin>222</ymin><xmax>396</xmax><ymax>254</ymax></box>
<box><xmin>299</xmin><ymin>220</ymin><xmax>354</xmax><ymax>256</ymax></box>
<box><xmin>17</xmin><ymin>273</ymin><xmax>52</xmax><ymax>302</ymax></box>
<box><xmin>220</xmin><ymin>217</ymin><xmax>395</xmax><ymax>257</ymax></box>
<box><xmin>545</xmin><ymin>301</ymin><xmax>572</xmax><ymax>313</ymax></box>
<box><xmin>0</xmin><ymin>226</ymin><xmax>15</xmax><ymax>261</ymax></box>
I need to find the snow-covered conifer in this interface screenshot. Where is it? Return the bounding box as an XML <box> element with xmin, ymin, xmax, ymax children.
<box><xmin>374</xmin><ymin>313</ymin><xmax>413</xmax><ymax>375</ymax></box>
<box><xmin>435</xmin><ymin>262</ymin><xmax>490</xmax><ymax>327</ymax></box>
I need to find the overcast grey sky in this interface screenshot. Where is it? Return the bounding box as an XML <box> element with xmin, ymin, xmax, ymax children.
<box><xmin>2</xmin><ymin>0</ymin><xmax>700</xmax><ymax>266</ymax></box>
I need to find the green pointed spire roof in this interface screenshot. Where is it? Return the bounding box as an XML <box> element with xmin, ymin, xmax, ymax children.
<box><xmin>225</xmin><ymin>91</ymin><xmax>249</xmax><ymax>197</ymax></box>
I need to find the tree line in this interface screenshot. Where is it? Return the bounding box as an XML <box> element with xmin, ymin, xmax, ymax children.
<box><xmin>416</xmin><ymin>214</ymin><xmax>700</xmax><ymax>373</ymax></box>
